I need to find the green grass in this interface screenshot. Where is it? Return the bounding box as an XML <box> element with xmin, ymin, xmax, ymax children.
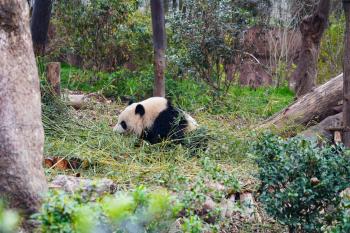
<box><xmin>42</xmin><ymin>68</ymin><xmax>294</xmax><ymax>186</ymax></box>
<box><xmin>59</xmin><ymin>64</ymin><xmax>294</xmax><ymax>114</ymax></box>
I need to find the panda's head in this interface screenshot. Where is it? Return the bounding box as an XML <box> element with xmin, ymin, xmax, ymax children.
<box><xmin>113</xmin><ymin>97</ymin><xmax>168</xmax><ymax>136</ymax></box>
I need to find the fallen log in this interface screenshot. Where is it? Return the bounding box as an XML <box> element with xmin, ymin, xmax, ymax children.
<box><xmin>261</xmin><ymin>73</ymin><xmax>343</xmax><ymax>129</ymax></box>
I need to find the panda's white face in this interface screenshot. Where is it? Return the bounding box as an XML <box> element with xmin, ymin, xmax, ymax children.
<box><xmin>113</xmin><ymin>103</ymin><xmax>144</xmax><ymax>136</ymax></box>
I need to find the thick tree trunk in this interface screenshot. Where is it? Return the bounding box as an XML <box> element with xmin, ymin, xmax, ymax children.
<box><xmin>261</xmin><ymin>73</ymin><xmax>343</xmax><ymax>129</ymax></box>
<box><xmin>151</xmin><ymin>0</ymin><xmax>166</xmax><ymax>97</ymax></box>
<box><xmin>343</xmin><ymin>1</ymin><xmax>350</xmax><ymax>147</ymax></box>
<box><xmin>290</xmin><ymin>0</ymin><xmax>330</xmax><ymax>97</ymax></box>
<box><xmin>31</xmin><ymin>0</ymin><xmax>52</xmax><ymax>56</ymax></box>
<box><xmin>0</xmin><ymin>0</ymin><xmax>47</xmax><ymax>231</ymax></box>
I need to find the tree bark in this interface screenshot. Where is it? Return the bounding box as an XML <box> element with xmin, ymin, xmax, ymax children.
<box><xmin>261</xmin><ymin>73</ymin><xmax>343</xmax><ymax>129</ymax></box>
<box><xmin>290</xmin><ymin>0</ymin><xmax>330</xmax><ymax>97</ymax></box>
<box><xmin>30</xmin><ymin>0</ymin><xmax>53</xmax><ymax>56</ymax></box>
<box><xmin>47</xmin><ymin>62</ymin><xmax>61</xmax><ymax>96</ymax></box>
<box><xmin>173</xmin><ymin>0</ymin><xmax>178</xmax><ymax>12</ymax></box>
<box><xmin>151</xmin><ymin>0</ymin><xmax>166</xmax><ymax>97</ymax></box>
<box><xmin>0</xmin><ymin>0</ymin><xmax>47</xmax><ymax>231</ymax></box>
<box><xmin>343</xmin><ymin>0</ymin><xmax>350</xmax><ymax>147</ymax></box>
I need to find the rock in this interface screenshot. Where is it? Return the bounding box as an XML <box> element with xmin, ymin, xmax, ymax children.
<box><xmin>220</xmin><ymin>195</ymin><xmax>237</xmax><ymax>218</ymax></box>
<box><xmin>202</xmin><ymin>196</ymin><xmax>216</xmax><ymax>212</ymax></box>
<box><xmin>50</xmin><ymin>175</ymin><xmax>116</xmax><ymax>198</ymax></box>
<box><xmin>239</xmin><ymin>61</ymin><xmax>272</xmax><ymax>88</ymax></box>
<box><xmin>67</xmin><ymin>94</ymin><xmax>86</xmax><ymax>109</ymax></box>
<box><xmin>197</xmin><ymin>196</ymin><xmax>218</xmax><ymax>224</ymax></box>
<box><xmin>240</xmin><ymin>192</ymin><xmax>256</xmax><ymax>221</ymax></box>
<box><xmin>206</xmin><ymin>181</ymin><xmax>226</xmax><ymax>193</ymax></box>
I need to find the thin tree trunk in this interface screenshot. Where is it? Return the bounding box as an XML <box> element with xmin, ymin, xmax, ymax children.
<box><xmin>343</xmin><ymin>0</ymin><xmax>350</xmax><ymax>147</ymax></box>
<box><xmin>151</xmin><ymin>0</ymin><xmax>166</xmax><ymax>97</ymax></box>
<box><xmin>0</xmin><ymin>0</ymin><xmax>47</xmax><ymax>231</ymax></box>
<box><xmin>290</xmin><ymin>0</ymin><xmax>330</xmax><ymax>97</ymax></box>
<box><xmin>31</xmin><ymin>0</ymin><xmax>52</xmax><ymax>56</ymax></box>
<box><xmin>164</xmin><ymin>0</ymin><xmax>169</xmax><ymax>14</ymax></box>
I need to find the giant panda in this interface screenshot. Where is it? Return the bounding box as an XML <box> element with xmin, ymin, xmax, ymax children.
<box><xmin>113</xmin><ymin>97</ymin><xmax>198</xmax><ymax>144</ymax></box>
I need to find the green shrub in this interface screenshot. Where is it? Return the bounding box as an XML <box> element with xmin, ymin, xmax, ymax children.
<box><xmin>252</xmin><ymin>133</ymin><xmax>350</xmax><ymax>232</ymax></box>
<box><xmin>51</xmin><ymin>0</ymin><xmax>152</xmax><ymax>71</ymax></box>
<box><xmin>324</xmin><ymin>190</ymin><xmax>350</xmax><ymax>233</ymax></box>
<box><xmin>34</xmin><ymin>187</ymin><xmax>181</xmax><ymax>233</ymax></box>
<box><xmin>168</xmin><ymin>0</ymin><xmax>271</xmax><ymax>96</ymax></box>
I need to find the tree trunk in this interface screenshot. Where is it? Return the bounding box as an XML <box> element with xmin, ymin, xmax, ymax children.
<box><xmin>290</xmin><ymin>0</ymin><xmax>330</xmax><ymax>97</ymax></box>
<box><xmin>164</xmin><ymin>0</ymin><xmax>169</xmax><ymax>14</ymax></box>
<box><xmin>343</xmin><ymin>1</ymin><xmax>350</xmax><ymax>147</ymax></box>
<box><xmin>0</xmin><ymin>0</ymin><xmax>48</xmax><ymax>231</ymax></box>
<box><xmin>173</xmin><ymin>0</ymin><xmax>178</xmax><ymax>12</ymax></box>
<box><xmin>261</xmin><ymin>73</ymin><xmax>343</xmax><ymax>129</ymax></box>
<box><xmin>151</xmin><ymin>0</ymin><xmax>166</xmax><ymax>97</ymax></box>
<box><xmin>31</xmin><ymin>0</ymin><xmax>53</xmax><ymax>56</ymax></box>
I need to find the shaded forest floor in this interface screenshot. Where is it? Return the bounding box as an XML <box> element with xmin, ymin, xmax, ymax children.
<box><xmin>40</xmin><ymin>64</ymin><xmax>294</xmax><ymax>232</ymax></box>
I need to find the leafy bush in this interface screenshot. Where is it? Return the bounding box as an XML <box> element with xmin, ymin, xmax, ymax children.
<box><xmin>34</xmin><ymin>187</ymin><xmax>181</xmax><ymax>233</ymax></box>
<box><xmin>51</xmin><ymin>0</ymin><xmax>152</xmax><ymax>71</ymax></box>
<box><xmin>0</xmin><ymin>201</ymin><xmax>19</xmax><ymax>233</ymax></box>
<box><xmin>252</xmin><ymin>133</ymin><xmax>350</xmax><ymax>232</ymax></box>
<box><xmin>168</xmin><ymin>0</ymin><xmax>271</xmax><ymax>95</ymax></box>
<box><xmin>324</xmin><ymin>189</ymin><xmax>350</xmax><ymax>233</ymax></box>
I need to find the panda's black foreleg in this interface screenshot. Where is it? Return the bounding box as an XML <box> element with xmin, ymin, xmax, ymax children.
<box><xmin>141</xmin><ymin>130</ymin><xmax>162</xmax><ymax>144</ymax></box>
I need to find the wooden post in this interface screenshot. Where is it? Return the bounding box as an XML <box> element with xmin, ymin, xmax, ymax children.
<box><xmin>46</xmin><ymin>62</ymin><xmax>61</xmax><ymax>96</ymax></box>
<box><xmin>343</xmin><ymin>0</ymin><xmax>350</xmax><ymax>147</ymax></box>
<box><xmin>151</xmin><ymin>0</ymin><xmax>166</xmax><ymax>97</ymax></box>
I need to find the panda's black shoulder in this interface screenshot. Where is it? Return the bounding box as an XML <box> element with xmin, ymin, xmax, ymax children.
<box><xmin>142</xmin><ymin>98</ymin><xmax>186</xmax><ymax>143</ymax></box>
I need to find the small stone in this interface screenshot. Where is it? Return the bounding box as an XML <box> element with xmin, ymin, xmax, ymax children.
<box><xmin>202</xmin><ymin>196</ymin><xmax>216</xmax><ymax>212</ymax></box>
<box><xmin>310</xmin><ymin>177</ymin><xmax>320</xmax><ymax>185</ymax></box>
<box><xmin>220</xmin><ymin>195</ymin><xmax>237</xmax><ymax>218</ymax></box>
<box><xmin>240</xmin><ymin>192</ymin><xmax>255</xmax><ymax>221</ymax></box>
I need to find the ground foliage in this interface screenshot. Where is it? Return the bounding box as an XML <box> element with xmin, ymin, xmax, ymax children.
<box><xmin>33</xmin><ymin>187</ymin><xmax>180</xmax><ymax>233</ymax></box>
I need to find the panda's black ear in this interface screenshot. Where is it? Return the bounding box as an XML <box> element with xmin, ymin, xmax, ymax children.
<box><xmin>135</xmin><ymin>104</ymin><xmax>145</xmax><ymax>116</ymax></box>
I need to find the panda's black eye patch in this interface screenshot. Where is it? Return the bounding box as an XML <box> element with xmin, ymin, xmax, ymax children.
<box><xmin>121</xmin><ymin>121</ymin><xmax>127</xmax><ymax>130</ymax></box>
